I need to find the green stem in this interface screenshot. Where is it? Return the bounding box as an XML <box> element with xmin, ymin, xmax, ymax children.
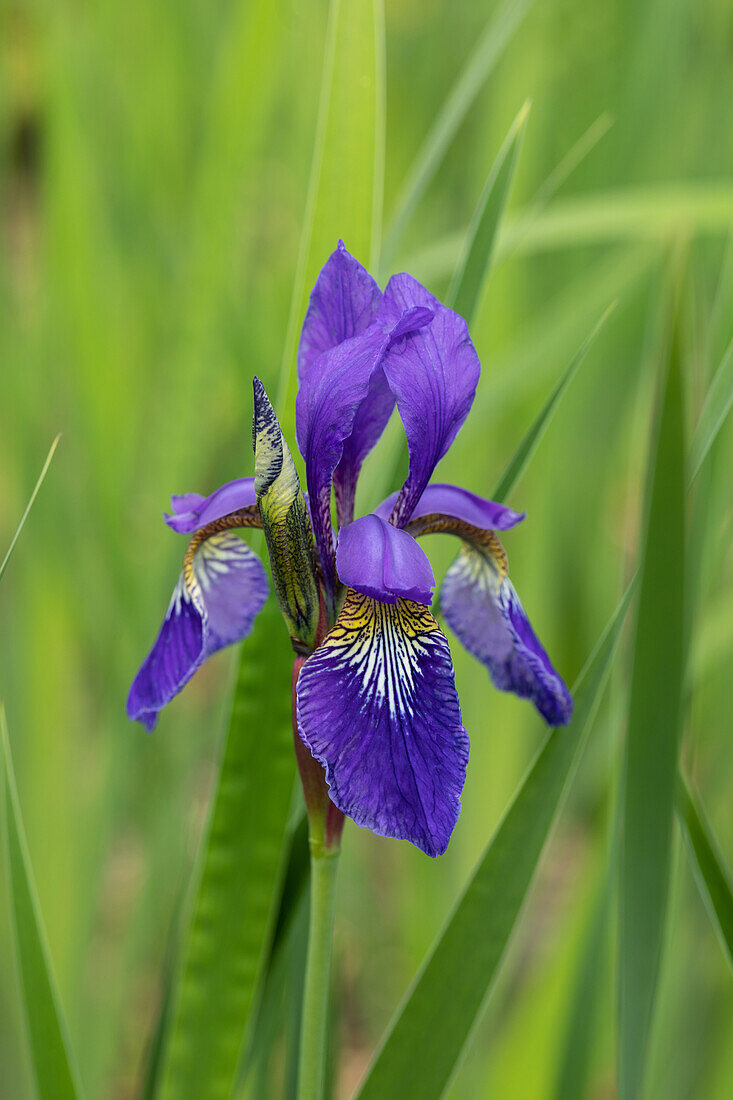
<box><xmin>297</xmin><ymin>849</ymin><xmax>339</xmax><ymax>1100</ymax></box>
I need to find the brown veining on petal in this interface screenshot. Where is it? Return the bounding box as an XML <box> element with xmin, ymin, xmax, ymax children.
<box><xmin>405</xmin><ymin>512</ymin><xmax>508</xmax><ymax>577</ymax></box>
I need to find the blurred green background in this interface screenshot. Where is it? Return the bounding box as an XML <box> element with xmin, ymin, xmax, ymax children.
<box><xmin>1</xmin><ymin>0</ymin><xmax>731</xmax><ymax>1097</ymax></box>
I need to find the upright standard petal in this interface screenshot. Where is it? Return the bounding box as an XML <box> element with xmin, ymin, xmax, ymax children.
<box><xmin>336</xmin><ymin>514</ymin><xmax>434</xmax><ymax>605</ymax></box>
<box><xmin>165</xmin><ymin>478</ymin><xmax>258</xmax><ymax>533</ymax></box>
<box><xmin>127</xmin><ymin>529</ymin><xmax>268</xmax><ymax>731</ymax></box>
<box><xmin>296</xmin><ymin>590</ymin><xmax>469</xmax><ymax>856</ymax></box>
<box><xmin>295</xmin><ymin>308</ymin><xmax>433</xmax><ymax>608</ymax></box>
<box><xmin>376</xmin><ymin>482</ymin><xmax>525</xmax><ymax>532</ymax></box>
<box><xmin>440</xmin><ymin>537</ymin><xmax>572</xmax><ymax>726</ymax></box>
<box><xmin>253</xmin><ymin>378</ymin><xmax>320</xmax><ymax>647</ymax></box>
<box><xmin>380</xmin><ymin>274</ymin><xmax>480</xmax><ymax>527</ymax></box>
<box><xmin>297</xmin><ymin>240</ymin><xmax>383</xmax><ymax>382</ymax></box>
<box><xmin>332</xmin><ymin>367</ymin><xmax>395</xmax><ymax>526</ymax></box>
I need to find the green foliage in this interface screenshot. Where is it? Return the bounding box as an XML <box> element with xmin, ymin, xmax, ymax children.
<box><xmin>276</xmin><ymin>0</ymin><xmax>385</xmax><ymax>436</ymax></box>
<box><xmin>0</xmin><ymin>436</ymin><xmax>60</xmax><ymax>585</ymax></box>
<box><xmin>491</xmin><ymin>303</ymin><xmax>615</xmax><ymax>502</ymax></box>
<box><xmin>618</xmin><ymin>311</ymin><xmax>687</xmax><ymax>1100</ymax></box>
<box><xmin>689</xmin><ymin>336</ymin><xmax>733</xmax><ymax>483</ymax></box>
<box><xmin>1</xmin><ymin>2</ymin><xmax>732</xmax><ymax>1097</ymax></box>
<box><xmin>1</xmin><ymin>709</ymin><xmax>84</xmax><ymax>1100</ymax></box>
<box><xmin>446</xmin><ymin>100</ymin><xmax>529</xmax><ymax>324</ymax></box>
<box><xmin>355</xmin><ymin>587</ymin><xmax>633</xmax><ymax>1100</ymax></box>
<box><xmin>678</xmin><ymin>776</ymin><xmax>733</xmax><ymax>972</ymax></box>
<box><xmin>380</xmin><ymin>0</ymin><xmax>536</xmax><ymax>270</ymax></box>
<box><xmin>156</xmin><ymin>597</ymin><xmax>296</xmax><ymax>1100</ymax></box>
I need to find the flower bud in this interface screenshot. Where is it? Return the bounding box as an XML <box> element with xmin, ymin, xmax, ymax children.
<box><xmin>252</xmin><ymin>377</ymin><xmax>320</xmax><ymax>649</ymax></box>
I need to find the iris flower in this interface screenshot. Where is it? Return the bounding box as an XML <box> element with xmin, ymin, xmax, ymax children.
<box><xmin>128</xmin><ymin>242</ymin><xmax>571</xmax><ymax>856</ymax></box>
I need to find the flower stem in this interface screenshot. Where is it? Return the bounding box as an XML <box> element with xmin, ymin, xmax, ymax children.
<box><xmin>297</xmin><ymin>847</ymin><xmax>339</xmax><ymax>1100</ymax></box>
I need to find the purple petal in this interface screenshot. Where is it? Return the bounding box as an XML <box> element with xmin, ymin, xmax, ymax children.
<box><xmin>164</xmin><ymin>478</ymin><xmax>257</xmax><ymax>534</ymax></box>
<box><xmin>379</xmin><ymin>274</ymin><xmax>480</xmax><ymax>527</ymax></box>
<box><xmin>296</xmin><ymin>308</ymin><xmax>433</xmax><ymax>599</ymax></box>
<box><xmin>127</xmin><ymin>580</ymin><xmax>205</xmax><ymax>731</ymax></box>
<box><xmin>127</xmin><ymin>532</ymin><xmax>268</xmax><ymax>730</ymax></box>
<box><xmin>441</xmin><ymin>547</ymin><xmax>572</xmax><ymax>726</ymax></box>
<box><xmin>170</xmin><ymin>492</ymin><xmax>205</xmax><ymax>514</ymax></box>
<box><xmin>333</xmin><ymin>367</ymin><xmax>396</xmax><ymax>526</ymax></box>
<box><xmin>297</xmin><ymin>240</ymin><xmax>383</xmax><ymax>382</ymax></box>
<box><xmin>332</xmin><ymin>305</ymin><xmax>435</xmax><ymax>525</ymax></box>
<box><xmin>376</xmin><ymin>483</ymin><xmax>525</xmax><ymax>531</ymax></box>
<box><xmin>296</xmin><ymin>590</ymin><xmax>469</xmax><ymax>856</ymax></box>
<box><xmin>191</xmin><ymin>531</ymin><xmax>269</xmax><ymax>652</ymax></box>
<box><xmin>336</xmin><ymin>514</ymin><xmax>435</xmax><ymax>605</ymax></box>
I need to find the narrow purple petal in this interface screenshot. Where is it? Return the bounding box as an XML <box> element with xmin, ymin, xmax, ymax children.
<box><xmin>441</xmin><ymin>547</ymin><xmax>572</xmax><ymax>726</ymax></box>
<box><xmin>296</xmin><ymin>590</ymin><xmax>469</xmax><ymax>856</ymax></box>
<box><xmin>297</xmin><ymin>240</ymin><xmax>383</xmax><ymax>383</ymax></box>
<box><xmin>164</xmin><ymin>478</ymin><xmax>257</xmax><ymax>534</ymax></box>
<box><xmin>380</xmin><ymin>274</ymin><xmax>480</xmax><ymax>527</ymax></box>
<box><xmin>332</xmin><ymin>302</ymin><xmax>435</xmax><ymax>525</ymax></box>
<box><xmin>336</xmin><ymin>514</ymin><xmax>435</xmax><ymax>605</ymax></box>
<box><xmin>295</xmin><ymin>308</ymin><xmax>433</xmax><ymax>600</ymax></box>
<box><xmin>170</xmin><ymin>492</ymin><xmax>205</xmax><ymax>514</ymax></box>
<box><xmin>376</xmin><ymin>483</ymin><xmax>525</xmax><ymax>531</ymax></box>
<box><xmin>333</xmin><ymin>367</ymin><xmax>396</xmax><ymax>526</ymax></box>
<box><xmin>127</xmin><ymin>580</ymin><xmax>205</xmax><ymax>731</ymax></box>
<box><xmin>127</xmin><ymin>532</ymin><xmax>268</xmax><ymax>730</ymax></box>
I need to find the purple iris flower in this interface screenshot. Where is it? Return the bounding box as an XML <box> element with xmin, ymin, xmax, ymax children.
<box><xmin>128</xmin><ymin>241</ymin><xmax>572</xmax><ymax>857</ymax></box>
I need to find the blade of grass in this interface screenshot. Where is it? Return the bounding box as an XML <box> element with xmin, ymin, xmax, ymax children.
<box><xmin>0</xmin><ymin>435</ymin><xmax>61</xmax><ymax>585</ymax></box>
<box><xmin>688</xmin><ymin>334</ymin><xmax>733</xmax><ymax>483</ymax></box>
<box><xmin>156</xmin><ymin>597</ymin><xmax>296</xmax><ymax>1100</ymax></box>
<box><xmin>618</xmin><ymin>307</ymin><xmax>686</xmax><ymax>1100</ymax></box>
<box><xmin>140</xmin><ymin>886</ymin><xmax>188</xmax><ymax>1100</ymax></box>
<box><xmin>529</xmin><ymin>112</ymin><xmax>614</xmax><ymax>210</ymax></box>
<box><xmin>446</xmin><ymin>100</ymin><xmax>530</xmax><ymax>324</ymax></box>
<box><xmin>551</xmin><ymin>865</ymin><xmax>613</xmax><ymax>1100</ymax></box>
<box><xmin>551</xmin><ymin>793</ymin><xmax>623</xmax><ymax>1100</ymax></box>
<box><xmin>380</xmin><ymin>0</ymin><xmax>536</xmax><ymax>270</ymax></box>
<box><xmin>491</xmin><ymin>302</ymin><xmax>616</xmax><ymax>502</ymax></box>
<box><xmin>1</xmin><ymin>706</ymin><xmax>84</xmax><ymax>1100</ymax></box>
<box><xmin>237</xmin><ymin>813</ymin><xmax>310</xmax><ymax>1089</ymax></box>
<box><xmin>677</xmin><ymin>776</ymin><xmax>733</xmax><ymax>970</ymax></box>
<box><xmin>511</xmin><ymin>184</ymin><xmax>733</xmax><ymax>252</ymax></box>
<box><xmin>495</xmin><ymin>111</ymin><xmax>614</xmax><ymax>264</ymax></box>
<box><xmin>238</xmin><ymin>896</ymin><xmax>303</xmax><ymax>1099</ymax></box>
<box><xmin>369</xmin><ymin>101</ymin><xmax>529</xmax><ymax>508</ymax></box>
<box><xmin>707</xmin><ymin>221</ymin><xmax>733</xmax><ymax>363</ymax></box>
<box><xmin>406</xmin><ymin>182</ymin><xmax>733</xmax><ymax>282</ymax></box>
<box><xmin>353</xmin><ymin>585</ymin><xmax>634</xmax><ymax>1100</ymax></box>
<box><xmin>276</xmin><ymin>0</ymin><xmax>385</xmax><ymax>434</ymax></box>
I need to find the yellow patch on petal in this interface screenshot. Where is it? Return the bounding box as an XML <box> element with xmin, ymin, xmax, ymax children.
<box><xmin>320</xmin><ymin>589</ymin><xmax>442</xmax><ymax>718</ymax></box>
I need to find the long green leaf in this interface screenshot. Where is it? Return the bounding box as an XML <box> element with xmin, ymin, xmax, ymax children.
<box><xmin>1</xmin><ymin>706</ymin><xmax>84</xmax><ymax>1100</ymax></box>
<box><xmin>276</xmin><ymin>0</ymin><xmax>384</xmax><ymax>433</ymax></box>
<box><xmin>405</xmin><ymin>182</ymin><xmax>733</xmax><ymax>283</ymax></box>
<box><xmin>618</xmin><ymin>313</ymin><xmax>686</xmax><ymax>1100</ymax></box>
<box><xmin>491</xmin><ymin>302</ymin><xmax>616</xmax><ymax>502</ymax></box>
<box><xmin>446</xmin><ymin>100</ymin><xmax>530</xmax><ymax>324</ymax></box>
<box><xmin>677</xmin><ymin>776</ymin><xmax>733</xmax><ymax>970</ymax></box>
<box><xmin>380</xmin><ymin>0</ymin><xmax>536</xmax><ymax>270</ymax></box>
<box><xmin>494</xmin><ymin>111</ymin><xmax>613</xmax><ymax>261</ymax></box>
<box><xmin>551</xmin><ymin>865</ymin><xmax>613</xmax><ymax>1100</ymax></box>
<box><xmin>688</xmin><ymin>334</ymin><xmax>733</xmax><ymax>483</ymax></box>
<box><xmin>509</xmin><ymin>184</ymin><xmax>733</xmax><ymax>252</ymax></box>
<box><xmin>528</xmin><ymin>112</ymin><xmax>614</xmax><ymax>211</ymax></box>
<box><xmin>0</xmin><ymin>435</ymin><xmax>60</xmax><ymax>585</ymax></box>
<box><xmin>157</xmin><ymin>597</ymin><xmax>296</xmax><ymax>1100</ymax></box>
<box><xmin>354</xmin><ymin>586</ymin><xmax>633</xmax><ymax>1100</ymax></box>
<box><xmin>551</xmin><ymin>794</ymin><xmax>622</xmax><ymax>1100</ymax></box>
